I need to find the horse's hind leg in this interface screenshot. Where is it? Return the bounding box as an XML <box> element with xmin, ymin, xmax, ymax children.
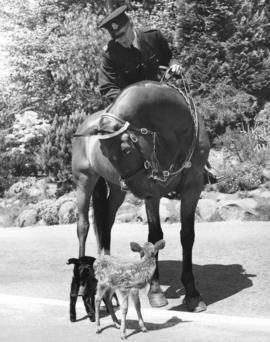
<box><xmin>92</xmin><ymin>179</ymin><xmax>126</xmax><ymax>254</ymax></box>
<box><xmin>76</xmin><ymin>173</ymin><xmax>98</xmax><ymax>257</ymax></box>
<box><xmin>145</xmin><ymin>196</ymin><xmax>168</xmax><ymax>307</ymax></box>
<box><xmin>180</xmin><ymin>176</ymin><xmax>207</xmax><ymax>312</ymax></box>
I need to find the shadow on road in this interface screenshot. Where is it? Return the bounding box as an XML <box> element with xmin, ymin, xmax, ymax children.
<box><xmin>92</xmin><ymin>316</ymin><xmax>185</xmax><ymax>337</ymax></box>
<box><xmin>124</xmin><ymin>316</ymin><xmax>185</xmax><ymax>339</ymax></box>
<box><xmin>159</xmin><ymin>260</ymin><xmax>256</xmax><ymax>311</ymax></box>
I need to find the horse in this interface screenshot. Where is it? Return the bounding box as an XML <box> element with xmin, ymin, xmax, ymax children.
<box><xmin>72</xmin><ymin>80</ymin><xmax>210</xmax><ymax>312</ymax></box>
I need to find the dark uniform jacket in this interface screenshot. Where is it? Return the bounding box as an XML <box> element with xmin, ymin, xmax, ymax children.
<box><xmin>99</xmin><ymin>28</ymin><xmax>174</xmax><ymax>102</ymax></box>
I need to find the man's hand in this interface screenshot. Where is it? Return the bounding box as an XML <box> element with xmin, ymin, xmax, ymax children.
<box><xmin>168</xmin><ymin>64</ymin><xmax>183</xmax><ymax>76</ymax></box>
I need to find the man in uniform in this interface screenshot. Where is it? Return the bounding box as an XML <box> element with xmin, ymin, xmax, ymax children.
<box><xmin>98</xmin><ymin>5</ymin><xmax>222</xmax><ymax>184</ymax></box>
<box><xmin>98</xmin><ymin>5</ymin><xmax>182</xmax><ymax>103</ymax></box>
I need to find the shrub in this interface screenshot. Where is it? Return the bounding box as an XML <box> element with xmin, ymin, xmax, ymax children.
<box><xmin>37</xmin><ymin>109</ymin><xmax>86</xmax><ymax>195</ymax></box>
<box><xmin>196</xmin><ymin>82</ymin><xmax>256</xmax><ymax>142</ymax></box>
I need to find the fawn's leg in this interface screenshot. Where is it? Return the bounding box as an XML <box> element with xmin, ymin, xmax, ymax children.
<box><xmin>118</xmin><ymin>290</ymin><xmax>129</xmax><ymax>340</ymax></box>
<box><xmin>95</xmin><ymin>285</ymin><xmax>107</xmax><ymax>333</ymax></box>
<box><xmin>104</xmin><ymin>290</ymin><xmax>120</xmax><ymax>328</ymax></box>
<box><xmin>130</xmin><ymin>288</ymin><xmax>147</xmax><ymax>332</ymax></box>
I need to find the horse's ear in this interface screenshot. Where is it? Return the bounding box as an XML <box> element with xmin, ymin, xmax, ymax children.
<box><xmin>154</xmin><ymin>240</ymin><xmax>165</xmax><ymax>252</ymax></box>
<box><xmin>67</xmin><ymin>258</ymin><xmax>78</xmax><ymax>265</ymax></box>
<box><xmin>130</xmin><ymin>242</ymin><xmax>142</xmax><ymax>253</ymax></box>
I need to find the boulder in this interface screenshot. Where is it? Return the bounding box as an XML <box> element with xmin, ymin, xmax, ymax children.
<box><xmin>196</xmin><ymin>199</ymin><xmax>218</xmax><ymax>221</ymax></box>
<box><xmin>0</xmin><ymin>212</ymin><xmax>13</xmax><ymax>227</ymax></box>
<box><xmin>262</xmin><ymin>169</ymin><xmax>270</xmax><ymax>180</ymax></box>
<box><xmin>58</xmin><ymin>201</ymin><xmax>77</xmax><ymax>224</ymax></box>
<box><xmin>217</xmin><ymin>198</ymin><xmax>257</xmax><ymax>221</ymax></box>
<box><xmin>17</xmin><ymin>209</ymin><xmax>38</xmax><ymax>227</ymax></box>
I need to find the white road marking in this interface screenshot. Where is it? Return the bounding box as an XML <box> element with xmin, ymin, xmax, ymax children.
<box><xmin>0</xmin><ymin>293</ymin><xmax>270</xmax><ymax>332</ymax></box>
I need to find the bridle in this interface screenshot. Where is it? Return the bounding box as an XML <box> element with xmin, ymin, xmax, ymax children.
<box><xmin>98</xmin><ymin>88</ymin><xmax>198</xmax><ymax>186</ymax></box>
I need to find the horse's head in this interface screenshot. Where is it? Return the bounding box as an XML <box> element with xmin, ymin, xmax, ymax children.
<box><xmin>97</xmin><ymin>114</ymin><xmax>156</xmax><ymax>198</ymax></box>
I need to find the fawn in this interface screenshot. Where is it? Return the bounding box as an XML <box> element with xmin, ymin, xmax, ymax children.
<box><xmin>94</xmin><ymin>239</ymin><xmax>165</xmax><ymax>339</ymax></box>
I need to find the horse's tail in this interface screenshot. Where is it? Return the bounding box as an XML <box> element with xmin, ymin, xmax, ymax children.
<box><xmin>92</xmin><ymin>177</ymin><xmax>109</xmax><ymax>250</ymax></box>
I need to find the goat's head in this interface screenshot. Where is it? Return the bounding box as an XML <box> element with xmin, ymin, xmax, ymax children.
<box><xmin>130</xmin><ymin>240</ymin><xmax>165</xmax><ymax>258</ymax></box>
<box><xmin>67</xmin><ymin>256</ymin><xmax>96</xmax><ymax>283</ymax></box>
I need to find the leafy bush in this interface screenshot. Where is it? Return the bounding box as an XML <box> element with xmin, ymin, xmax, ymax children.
<box><xmin>175</xmin><ymin>0</ymin><xmax>270</xmax><ymax>100</ymax></box>
<box><xmin>38</xmin><ymin>109</ymin><xmax>86</xmax><ymax>195</ymax></box>
<box><xmin>195</xmin><ymin>82</ymin><xmax>256</xmax><ymax>142</ymax></box>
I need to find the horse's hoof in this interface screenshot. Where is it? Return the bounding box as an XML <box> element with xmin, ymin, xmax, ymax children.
<box><xmin>148</xmin><ymin>291</ymin><xmax>168</xmax><ymax>307</ymax></box>
<box><xmin>183</xmin><ymin>296</ymin><xmax>207</xmax><ymax>312</ymax></box>
<box><xmin>96</xmin><ymin>327</ymin><xmax>101</xmax><ymax>334</ymax></box>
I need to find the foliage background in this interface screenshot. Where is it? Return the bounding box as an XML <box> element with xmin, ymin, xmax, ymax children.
<box><xmin>0</xmin><ymin>0</ymin><xmax>270</xmax><ymax>197</ymax></box>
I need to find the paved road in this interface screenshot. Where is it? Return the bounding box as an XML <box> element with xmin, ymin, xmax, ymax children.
<box><xmin>0</xmin><ymin>221</ymin><xmax>270</xmax><ymax>341</ymax></box>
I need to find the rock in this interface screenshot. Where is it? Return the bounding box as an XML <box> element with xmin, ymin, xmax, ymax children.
<box><xmin>262</xmin><ymin>169</ymin><xmax>270</xmax><ymax>180</ymax></box>
<box><xmin>196</xmin><ymin>199</ymin><xmax>218</xmax><ymax>221</ymax></box>
<box><xmin>219</xmin><ymin>198</ymin><xmax>257</xmax><ymax>212</ymax></box>
<box><xmin>218</xmin><ymin>204</ymin><xmax>245</xmax><ymax>221</ymax></box>
<box><xmin>58</xmin><ymin>201</ymin><xmax>77</xmax><ymax>224</ymax></box>
<box><xmin>216</xmin><ymin>193</ymin><xmax>240</xmax><ymax>202</ymax></box>
<box><xmin>0</xmin><ymin>212</ymin><xmax>13</xmax><ymax>227</ymax></box>
<box><xmin>116</xmin><ymin>212</ymin><xmax>137</xmax><ymax>223</ymax></box>
<box><xmin>218</xmin><ymin>198</ymin><xmax>258</xmax><ymax>221</ymax></box>
<box><xmin>17</xmin><ymin>209</ymin><xmax>38</xmax><ymax>227</ymax></box>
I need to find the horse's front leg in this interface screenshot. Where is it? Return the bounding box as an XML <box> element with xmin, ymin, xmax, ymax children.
<box><xmin>180</xmin><ymin>176</ymin><xmax>207</xmax><ymax>312</ymax></box>
<box><xmin>145</xmin><ymin>197</ymin><xmax>168</xmax><ymax>307</ymax></box>
<box><xmin>76</xmin><ymin>173</ymin><xmax>98</xmax><ymax>257</ymax></box>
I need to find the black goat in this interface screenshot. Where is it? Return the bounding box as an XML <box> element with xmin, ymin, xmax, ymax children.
<box><xmin>67</xmin><ymin>256</ymin><xmax>118</xmax><ymax>322</ymax></box>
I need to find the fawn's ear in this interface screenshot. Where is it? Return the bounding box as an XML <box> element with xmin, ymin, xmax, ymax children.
<box><xmin>67</xmin><ymin>258</ymin><xmax>78</xmax><ymax>265</ymax></box>
<box><xmin>154</xmin><ymin>240</ymin><xmax>165</xmax><ymax>252</ymax></box>
<box><xmin>130</xmin><ymin>242</ymin><xmax>142</xmax><ymax>253</ymax></box>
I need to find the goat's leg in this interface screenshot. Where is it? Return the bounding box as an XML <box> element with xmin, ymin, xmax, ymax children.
<box><xmin>69</xmin><ymin>278</ymin><xmax>79</xmax><ymax>322</ymax></box>
<box><xmin>130</xmin><ymin>288</ymin><xmax>147</xmax><ymax>333</ymax></box>
<box><xmin>83</xmin><ymin>294</ymin><xmax>95</xmax><ymax>322</ymax></box>
<box><xmin>69</xmin><ymin>295</ymin><xmax>78</xmax><ymax>322</ymax></box>
<box><xmin>145</xmin><ymin>197</ymin><xmax>167</xmax><ymax>307</ymax></box>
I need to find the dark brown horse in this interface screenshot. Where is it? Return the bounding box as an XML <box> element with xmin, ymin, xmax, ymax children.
<box><xmin>72</xmin><ymin>80</ymin><xmax>210</xmax><ymax>312</ymax></box>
